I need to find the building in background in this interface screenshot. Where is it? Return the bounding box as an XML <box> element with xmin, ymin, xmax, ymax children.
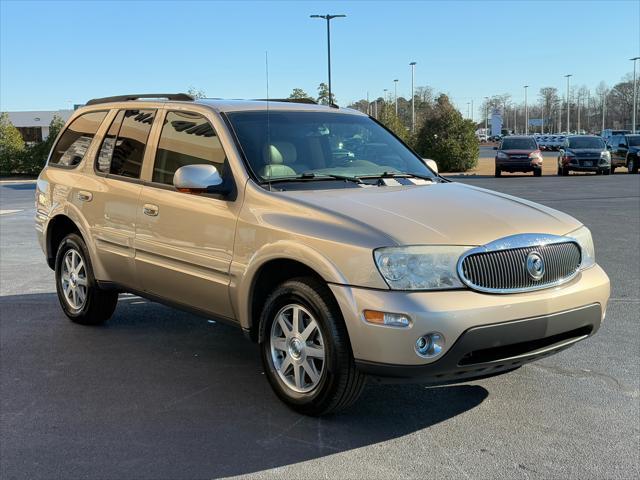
<box><xmin>6</xmin><ymin>110</ymin><xmax>73</xmax><ymax>144</ymax></box>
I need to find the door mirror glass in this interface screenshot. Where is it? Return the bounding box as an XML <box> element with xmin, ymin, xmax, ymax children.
<box><xmin>423</xmin><ymin>158</ymin><xmax>438</xmax><ymax>174</ymax></box>
<box><xmin>174</xmin><ymin>164</ymin><xmax>223</xmax><ymax>194</ymax></box>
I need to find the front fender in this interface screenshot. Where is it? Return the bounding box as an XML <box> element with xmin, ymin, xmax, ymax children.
<box><xmin>230</xmin><ymin>240</ymin><xmax>351</xmax><ymax>331</ymax></box>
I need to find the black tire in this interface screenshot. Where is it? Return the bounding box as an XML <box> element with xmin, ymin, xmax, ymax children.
<box><xmin>533</xmin><ymin>168</ymin><xmax>542</xmax><ymax>177</ymax></box>
<box><xmin>259</xmin><ymin>277</ymin><xmax>366</xmax><ymax>416</ymax></box>
<box><xmin>55</xmin><ymin>233</ymin><xmax>118</xmax><ymax>325</ymax></box>
<box><xmin>628</xmin><ymin>156</ymin><xmax>638</xmax><ymax>174</ymax></box>
<box><xmin>610</xmin><ymin>166</ymin><xmax>615</xmax><ymax>175</ymax></box>
<box><xmin>557</xmin><ymin>165</ymin><xmax>563</xmax><ymax>176</ymax></box>
<box><xmin>602</xmin><ymin>168</ymin><xmax>610</xmax><ymax>175</ymax></box>
<box><xmin>494</xmin><ymin>167</ymin><xmax>501</xmax><ymax>177</ymax></box>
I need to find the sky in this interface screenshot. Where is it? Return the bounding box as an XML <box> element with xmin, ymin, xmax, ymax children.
<box><xmin>1</xmin><ymin>0</ymin><xmax>639</xmax><ymax>117</ymax></box>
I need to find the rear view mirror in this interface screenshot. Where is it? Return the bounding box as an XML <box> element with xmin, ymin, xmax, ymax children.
<box><xmin>423</xmin><ymin>158</ymin><xmax>438</xmax><ymax>174</ymax></box>
<box><xmin>173</xmin><ymin>164</ymin><xmax>225</xmax><ymax>195</ymax></box>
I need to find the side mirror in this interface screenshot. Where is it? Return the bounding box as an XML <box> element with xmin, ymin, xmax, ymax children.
<box><xmin>173</xmin><ymin>164</ymin><xmax>225</xmax><ymax>195</ymax></box>
<box><xmin>606</xmin><ymin>145</ymin><xmax>612</xmax><ymax>150</ymax></box>
<box><xmin>423</xmin><ymin>158</ymin><xmax>438</xmax><ymax>174</ymax></box>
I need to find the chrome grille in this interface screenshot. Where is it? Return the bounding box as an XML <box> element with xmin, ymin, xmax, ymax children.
<box><xmin>459</xmin><ymin>237</ymin><xmax>581</xmax><ymax>293</ymax></box>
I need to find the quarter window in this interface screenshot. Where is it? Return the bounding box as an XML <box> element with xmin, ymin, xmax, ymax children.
<box><xmin>49</xmin><ymin>111</ymin><xmax>107</xmax><ymax>167</ymax></box>
<box><xmin>152</xmin><ymin>111</ymin><xmax>226</xmax><ymax>185</ymax></box>
<box><xmin>95</xmin><ymin>109</ymin><xmax>155</xmax><ymax>179</ymax></box>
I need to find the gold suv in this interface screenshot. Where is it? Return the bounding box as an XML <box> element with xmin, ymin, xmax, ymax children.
<box><xmin>36</xmin><ymin>93</ymin><xmax>610</xmax><ymax>415</ymax></box>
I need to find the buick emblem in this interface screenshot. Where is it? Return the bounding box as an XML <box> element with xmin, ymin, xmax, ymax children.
<box><xmin>526</xmin><ymin>252</ymin><xmax>545</xmax><ymax>281</ymax></box>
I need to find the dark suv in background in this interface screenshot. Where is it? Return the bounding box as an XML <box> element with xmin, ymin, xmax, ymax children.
<box><xmin>609</xmin><ymin>134</ymin><xmax>640</xmax><ymax>174</ymax></box>
<box><xmin>494</xmin><ymin>136</ymin><xmax>543</xmax><ymax>177</ymax></box>
<box><xmin>558</xmin><ymin>135</ymin><xmax>611</xmax><ymax>176</ymax></box>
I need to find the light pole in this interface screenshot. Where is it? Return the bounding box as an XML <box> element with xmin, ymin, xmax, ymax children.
<box><xmin>577</xmin><ymin>93</ymin><xmax>581</xmax><ymax>134</ymax></box>
<box><xmin>409</xmin><ymin>62</ymin><xmax>416</xmax><ymax>133</ymax></box>
<box><xmin>602</xmin><ymin>90</ymin><xmax>606</xmax><ymax>132</ymax></box>
<box><xmin>484</xmin><ymin>96</ymin><xmax>489</xmax><ymax>137</ymax></box>
<box><xmin>541</xmin><ymin>102</ymin><xmax>544</xmax><ymax>134</ymax></box>
<box><xmin>524</xmin><ymin>85</ymin><xmax>529</xmax><ymax>135</ymax></box>
<box><xmin>310</xmin><ymin>14</ymin><xmax>346</xmax><ymax>105</ymax></box>
<box><xmin>467</xmin><ymin>102</ymin><xmax>470</xmax><ymax>119</ymax></box>
<box><xmin>471</xmin><ymin>99</ymin><xmax>474</xmax><ymax>123</ymax></box>
<box><xmin>564</xmin><ymin>74</ymin><xmax>572</xmax><ymax>134</ymax></box>
<box><xmin>631</xmin><ymin>57</ymin><xmax>639</xmax><ymax>133</ymax></box>
<box><xmin>393</xmin><ymin>79</ymin><xmax>399</xmax><ymax>116</ymax></box>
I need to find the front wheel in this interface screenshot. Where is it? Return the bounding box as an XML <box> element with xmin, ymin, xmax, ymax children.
<box><xmin>494</xmin><ymin>167</ymin><xmax>501</xmax><ymax>177</ymax></box>
<box><xmin>533</xmin><ymin>168</ymin><xmax>542</xmax><ymax>177</ymax></box>
<box><xmin>628</xmin><ymin>156</ymin><xmax>638</xmax><ymax>174</ymax></box>
<box><xmin>55</xmin><ymin>233</ymin><xmax>118</xmax><ymax>325</ymax></box>
<box><xmin>259</xmin><ymin>277</ymin><xmax>366</xmax><ymax>416</ymax></box>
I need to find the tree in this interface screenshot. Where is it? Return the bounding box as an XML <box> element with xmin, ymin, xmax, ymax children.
<box><xmin>18</xmin><ymin>115</ymin><xmax>66</xmax><ymax>175</ymax></box>
<box><xmin>0</xmin><ymin>112</ymin><xmax>25</xmax><ymax>174</ymax></box>
<box><xmin>378</xmin><ymin>102</ymin><xmax>410</xmax><ymax>143</ymax></box>
<box><xmin>413</xmin><ymin>94</ymin><xmax>479</xmax><ymax>172</ymax></box>
<box><xmin>316</xmin><ymin>83</ymin><xmax>336</xmax><ymax>105</ymax></box>
<box><xmin>187</xmin><ymin>86</ymin><xmax>206</xmax><ymax>99</ymax></box>
<box><xmin>288</xmin><ymin>88</ymin><xmax>313</xmax><ymax>101</ymax></box>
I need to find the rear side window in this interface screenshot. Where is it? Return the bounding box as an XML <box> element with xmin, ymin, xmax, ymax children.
<box><xmin>95</xmin><ymin>109</ymin><xmax>155</xmax><ymax>178</ymax></box>
<box><xmin>152</xmin><ymin>110</ymin><xmax>226</xmax><ymax>185</ymax></box>
<box><xmin>49</xmin><ymin>111</ymin><xmax>107</xmax><ymax>167</ymax></box>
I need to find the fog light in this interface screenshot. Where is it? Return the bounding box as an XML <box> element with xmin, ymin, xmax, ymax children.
<box><xmin>415</xmin><ymin>333</ymin><xmax>445</xmax><ymax>358</ymax></box>
<box><xmin>363</xmin><ymin>310</ymin><xmax>411</xmax><ymax>328</ymax></box>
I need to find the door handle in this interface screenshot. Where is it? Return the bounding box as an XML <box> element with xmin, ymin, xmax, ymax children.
<box><xmin>77</xmin><ymin>191</ymin><xmax>93</xmax><ymax>202</ymax></box>
<box><xmin>143</xmin><ymin>204</ymin><xmax>159</xmax><ymax>216</ymax></box>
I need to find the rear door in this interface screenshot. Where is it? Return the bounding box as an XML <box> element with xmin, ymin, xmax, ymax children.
<box><xmin>82</xmin><ymin>108</ymin><xmax>157</xmax><ymax>288</ymax></box>
<box><xmin>134</xmin><ymin>107</ymin><xmax>238</xmax><ymax>319</ymax></box>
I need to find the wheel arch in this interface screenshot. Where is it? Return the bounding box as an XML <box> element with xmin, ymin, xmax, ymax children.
<box><xmin>45</xmin><ymin>214</ymin><xmax>83</xmax><ymax>269</ymax></box>
<box><xmin>234</xmin><ymin>242</ymin><xmax>349</xmax><ymax>342</ymax></box>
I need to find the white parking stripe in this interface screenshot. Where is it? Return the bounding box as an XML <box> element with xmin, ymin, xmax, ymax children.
<box><xmin>0</xmin><ymin>209</ymin><xmax>22</xmax><ymax>215</ymax></box>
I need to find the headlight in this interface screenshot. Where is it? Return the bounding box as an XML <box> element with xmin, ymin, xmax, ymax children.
<box><xmin>374</xmin><ymin>246</ymin><xmax>470</xmax><ymax>290</ymax></box>
<box><xmin>600</xmin><ymin>150</ymin><xmax>611</xmax><ymax>162</ymax></box>
<box><xmin>497</xmin><ymin>152</ymin><xmax>508</xmax><ymax>159</ymax></box>
<box><xmin>569</xmin><ymin>226</ymin><xmax>595</xmax><ymax>270</ymax></box>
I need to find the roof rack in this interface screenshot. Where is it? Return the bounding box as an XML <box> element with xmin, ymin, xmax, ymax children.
<box><xmin>253</xmin><ymin>98</ymin><xmax>318</xmax><ymax>105</ymax></box>
<box><xmin>85</xmin><ymin>93</ymin><xmax>194</xmax><ymax>106</ymax></box>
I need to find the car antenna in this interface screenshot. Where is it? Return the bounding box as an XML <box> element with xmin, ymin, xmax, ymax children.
<box><xmin>265</xmin><ymin>51</ymin><xmax>272</xmax><ymax>192</ymax></box>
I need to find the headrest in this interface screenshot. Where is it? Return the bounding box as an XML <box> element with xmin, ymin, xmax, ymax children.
<box><xmin>263</xmin><ymin>142</ymin><xmax>297</xmax><ymax>165</ymax></box>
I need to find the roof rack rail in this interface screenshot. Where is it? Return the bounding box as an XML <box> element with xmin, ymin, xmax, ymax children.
<box><xmin>85</xmin><ymin>93</ymin><xmax>194</xmax><ymax>106</ymax></box>
<box><xmin>253</xmin><ymin>98</ymin><xmax>318</xmax><ymax>105</ymax></box>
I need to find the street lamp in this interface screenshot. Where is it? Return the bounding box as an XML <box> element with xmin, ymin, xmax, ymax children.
<box><xmin>564</xmin><ymin>74</ymin><xmax>572</xmax><ymax>134</ymax></box>
<box><xmin>471</xmin><ymin>99</ymin><xmax>474</xmax><ymax>123</ymax></box>
<box><xmin>467</xmin><ymin>102</ymin><xmax>470</xmax><ymax>119</ymax></box>
<box><xmin>393</xmin><ymin>79</ymin><xmax>399</xmax><ymax>116</ymax></box>
<box><xmin>484</xmin><ymin>96</ymin><xmax>489</xmax><ymax>137</ymax></box>
<box><xmin>631</xmin><ymin>57</ymin><xmax>639</xmax><ymax>133</ymax></box>
<box><xmin>524</xmin><ymin>85</ymin><xmax>529</xmax><ymax>135</ymax></box>
<box><xmin>310</xmin><ymin>14</ymin><xmax>346</xmax><ymax>105</ymax></box>
<box><xmin>409</xmin><ymin>62</ymin><xmax>417</xmax><ymax>133</ymax></box>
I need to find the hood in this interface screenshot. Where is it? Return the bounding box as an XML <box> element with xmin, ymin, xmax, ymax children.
<box><xmin>280</xmin><ymin>182</ymin><xmax>581</xmax><ymax>246</ymax></box>
<box><xmin>566</xmin><ymin>148</ymin><xmax>605</xmax><ymax>154</ymax></box>
<box><xmin>501</xmin><ymin>149</ymin><xmax>535</xmax><ymax>155</ymax></box>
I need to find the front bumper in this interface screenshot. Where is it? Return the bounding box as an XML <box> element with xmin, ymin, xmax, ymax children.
<box><xmin>329</xmin><ymin>264</ymin><xmax>609</xmax><ymax>374</ymax></box>
<box><xmin>496</xmin><ymin>159</ymin><xmax>541</xmax><ymax>172</ymax></box>
<box><xmin>357</xmin><ymin>303</ymin><xmax>600</xmax><ymax>383</ymax></box>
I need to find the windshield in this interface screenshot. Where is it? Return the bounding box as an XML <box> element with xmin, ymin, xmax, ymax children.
<box><xmin>568</xmin><ymin>137</ymin><xmax>605</xmax><ymax>149</ymax></box>
<box><xmin>226</xmin><ymin>111</ymin><xmax>435</xmax><ymax>182</ymax></box>
<box><xmin>500</xmin><ymin>137</ymin><xmax>537</xmax><ymax>150</ymax></box>
<box><xmin>627</xmin><ymin>136</ymin><xmax>640</xmax><ymax>146</ymax></box>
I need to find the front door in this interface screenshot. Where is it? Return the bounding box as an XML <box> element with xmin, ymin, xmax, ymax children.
<box><xmin>134</xmin><ymin>109</ymin><xmax>237</xmax><ymax>319</ymax></box>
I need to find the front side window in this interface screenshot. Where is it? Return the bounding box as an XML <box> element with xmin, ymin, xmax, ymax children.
<box><xmin>226</xmin><ymin>111</ymin><xmax>434</xmax><ymax>183</ymax></box>
<box><xmin>94</xmin><ymin>109</ymin><xmax>155</xmax><ymax>179</ymax></box>
<box><xmin>152</xmin><ymin>111</ymin><xmax>226</xmax><ymax>185</ymax></box>
<box><xmin>49</xmin><ymin>111</ymin><xmax>107</xmax><ymax>167</ymax></box>
<box><xmin>627</xmin><ymin>136</ymin><xmax>640</xmax><ymax>147</ymax></box>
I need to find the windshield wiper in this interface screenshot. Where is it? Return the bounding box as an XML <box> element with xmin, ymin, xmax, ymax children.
<box><xmin>264</xmin><ymin>172</ymin><xmax>363</xmax><ymax>185</ymax></box>
<box><xmin>360</xmin><ymin>171</ymin><xmax>435</xmax><ymax>182</ymax></box>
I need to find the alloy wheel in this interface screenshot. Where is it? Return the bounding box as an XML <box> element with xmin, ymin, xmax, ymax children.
<box><xmin>60</xmin><ymin>248</ymin><xmax>88</xmax><ymax>311</ymax></box>
<box><xmin>270</xmin><ymin>303</ymin><xmax>326</xmax><ymax>393</ymax></box>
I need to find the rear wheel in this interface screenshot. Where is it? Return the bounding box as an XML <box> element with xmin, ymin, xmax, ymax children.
<box><xmin>494</xmin><ymin>167</ymin><xmax>501</xmax><ymax>177</ymax></box>
<box><xmin>259</xmin><ymin>277</ymin><xmax>366</xmax><ymax>416</ymax></box>
<box><xmin>55</xmin><ymin>233</ymin><xmax>118</xmax><ymax>325</ymax></box>
<box><xmin>610</xmin><ymin>165</ymin><xmax>615</xmax><ymax>174</ymax></box>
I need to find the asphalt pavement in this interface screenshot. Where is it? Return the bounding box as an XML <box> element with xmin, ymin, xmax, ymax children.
<box><xmin>1</xmin><ymin>175</ymin><xmax>639</xmax><ymax>479</ymax></box>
